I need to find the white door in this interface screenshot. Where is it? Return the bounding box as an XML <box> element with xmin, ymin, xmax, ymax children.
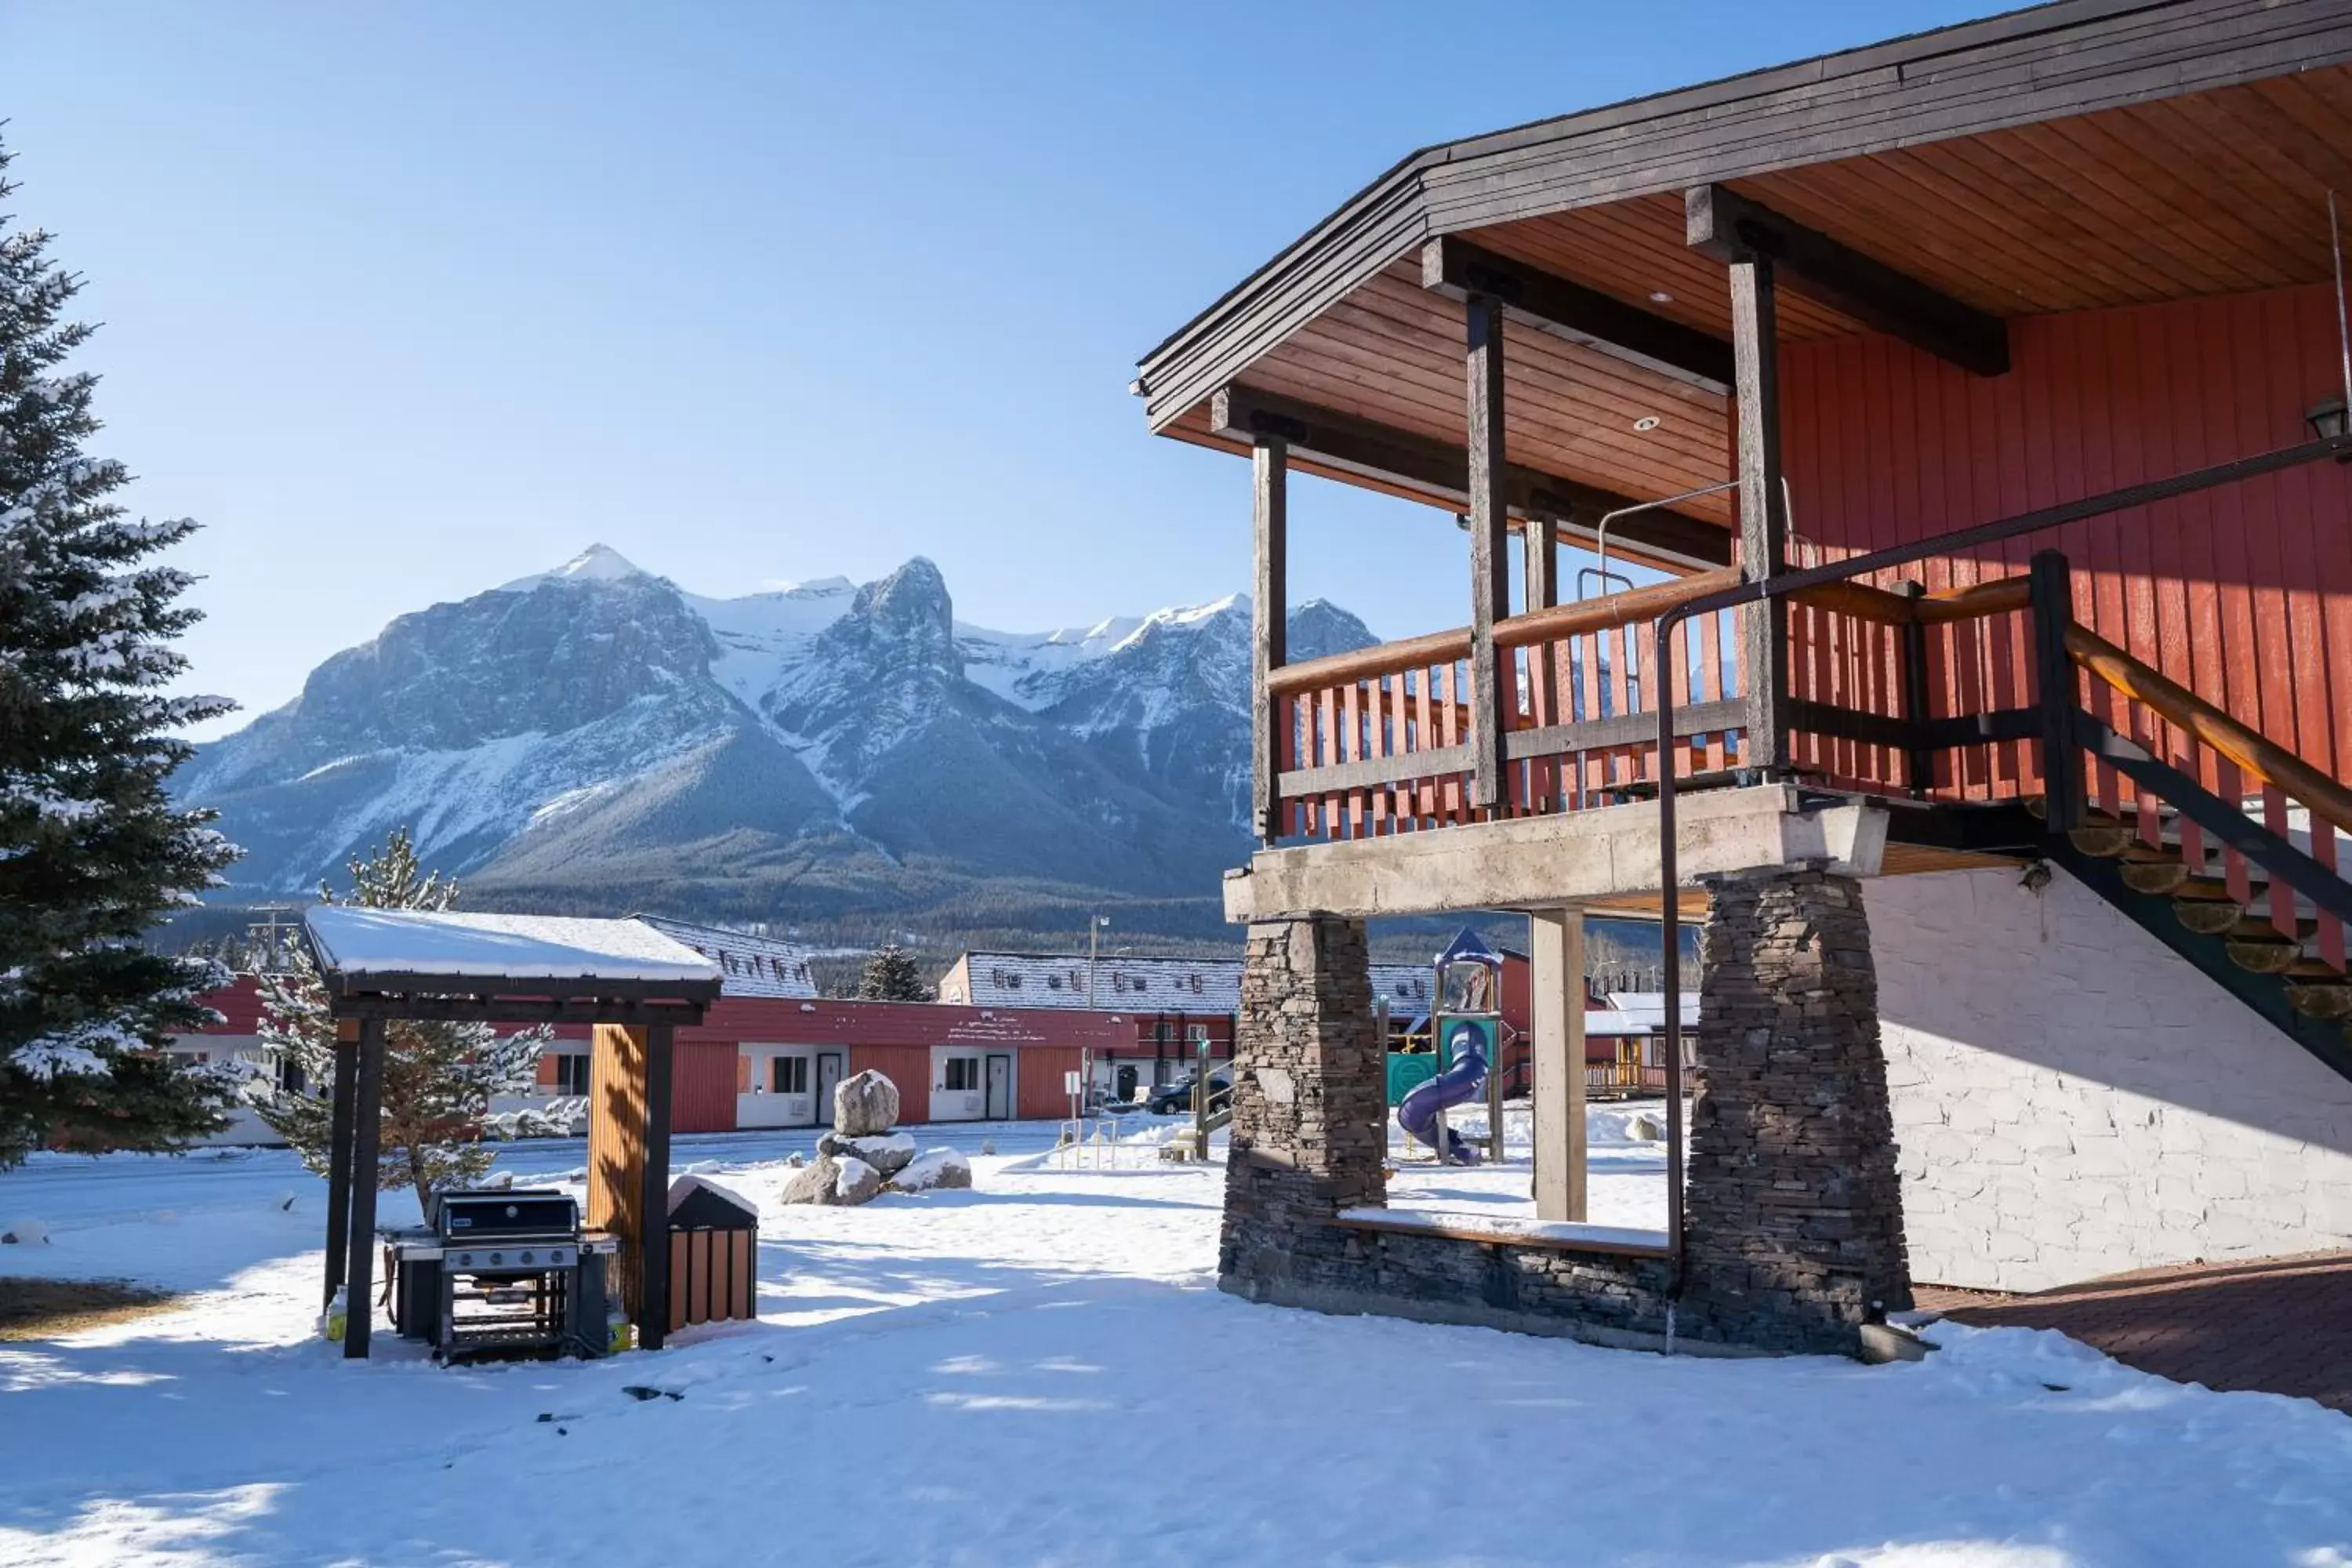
<box><xmin>985</xmin><ymin>1054</ymin><xmax>1012</xmax><ymax>1120</ymax></box>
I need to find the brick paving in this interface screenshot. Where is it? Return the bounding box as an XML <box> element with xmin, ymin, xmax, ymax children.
<box><xmin>1915</xmin><ymin>1251</ymin><xmax>2352</xmax><ymax>1414</ymax></box>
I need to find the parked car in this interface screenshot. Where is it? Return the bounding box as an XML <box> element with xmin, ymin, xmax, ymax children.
<box><xmin>1146</xmin><ymin>1069</ymin><xmax>1232</xmax><ymax>1116</ymax></box>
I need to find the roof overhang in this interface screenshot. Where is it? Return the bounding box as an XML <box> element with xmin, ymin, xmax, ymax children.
<box><xmin>1138</xmin><ymin>0</ymin><xmax>2352</xmax><ymax>547</ymax></box>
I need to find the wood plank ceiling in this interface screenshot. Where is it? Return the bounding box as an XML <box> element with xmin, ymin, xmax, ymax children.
<box><xmin>1169</xmin><ymin>66</ymin><xmax>2352</xmax><ymax>543</ymax></box>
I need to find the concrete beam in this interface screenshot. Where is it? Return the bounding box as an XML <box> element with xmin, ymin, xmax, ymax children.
<box><xmin>1221</xmin><ymin>785</ymin><xmax>1888</xmax><ymax>923</ymax></box>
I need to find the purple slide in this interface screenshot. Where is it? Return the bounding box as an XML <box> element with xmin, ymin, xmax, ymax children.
<box><xmin>1396</xmin><ymin>1023</ymin><xmax>1488</xmax><ymax>1165</ymax></box>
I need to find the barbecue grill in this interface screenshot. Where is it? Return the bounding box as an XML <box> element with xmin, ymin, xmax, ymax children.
<box><xmin>386</xmin><ymin>1189</ymin><xmax>618</xmax><ymax>1361</ymax></box>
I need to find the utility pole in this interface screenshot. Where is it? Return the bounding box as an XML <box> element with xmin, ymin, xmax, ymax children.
<box><xmin>1087</xmin><ymin>914</ymin><xmax>1109</xmax><ymax>1009</ymax></box>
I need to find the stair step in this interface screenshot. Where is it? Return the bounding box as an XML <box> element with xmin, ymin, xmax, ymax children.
<box><xmin>2173</xmin><ymin>895</ymin><xmax>2249</xmax><ymax>935</ymax></box>
<box><xmin>2286</xmin><ymin>980</ymin><xmax>2352</xmax><ymax>1021</ymax></box>
<box><xmin>2118</xmin><ymin>856</ymin><xmax>2191</xmax><ymax>895</ymax></box>
<box><xmin>2225</xmin><ymin>918</ymin><xmax>2316</xmax><ymax>974</ymax></box>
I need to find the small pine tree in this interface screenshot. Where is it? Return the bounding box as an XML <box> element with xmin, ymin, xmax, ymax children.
<box><xmin>0</xmin><ymin>138</ymin><xmax>241</xmax><ymax>1170</ymax></box>
<box><xmin>251</xmin><ymin>830</ymin><xmax>552</xmax><ymax>1197</ymax></box>
<box><xmin>858</xmin><ymin>943</ymin><xmax>928</xmax><ymax>1002</ymax></box>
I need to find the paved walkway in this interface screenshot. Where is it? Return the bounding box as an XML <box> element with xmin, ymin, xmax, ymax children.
<box><xmin>1915</xmin><ymin>1251</ymin><xmax>2352</xmax><ymax>1414</ymax></box>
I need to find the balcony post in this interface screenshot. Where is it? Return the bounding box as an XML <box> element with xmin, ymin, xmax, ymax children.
<box><xmin>1252</xmin><ymin>435</ymin><xmax>1288</xmax><ymax>843</ymax></box>
<box><xmin>1728</xmin><ymin>255</ymin><xmax>1790</xmax><ymax>775</ymax></box>
<box><xmin>1466</xmin><ymin>292</ymin><xmax>1511</xmax><ymax>811</ymax></box>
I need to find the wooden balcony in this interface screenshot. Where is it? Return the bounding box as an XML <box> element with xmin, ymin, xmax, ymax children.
<box><xmin>1260</xmin><ymin>562</ymin><xmax>2042</xmax><ymax>848</ymax></box>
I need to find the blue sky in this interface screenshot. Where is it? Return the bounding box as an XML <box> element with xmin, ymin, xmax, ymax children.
<box><xmin>2</xmin><ymin>1</ymin><xmax>1991</xmax><ymax>738</ymax></box>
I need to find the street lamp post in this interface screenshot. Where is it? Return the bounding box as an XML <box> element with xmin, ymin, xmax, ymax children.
<box><xmin>1087</xmin><ymin>914</ymin><xmax>1110</xmax><ymax>1009</ymax></box>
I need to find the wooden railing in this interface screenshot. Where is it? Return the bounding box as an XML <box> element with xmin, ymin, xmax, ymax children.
<box><xmin>1267</xmin><ymin>561</ymin><xmax>2043</xmax><ymax>844</ymax></box>
<box><xmin>1268</xmin><ymin>567</ymin><xmax>1744</xmax><ymax>841</ymax></box>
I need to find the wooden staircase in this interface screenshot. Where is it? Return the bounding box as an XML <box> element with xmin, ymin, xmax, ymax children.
<box><xmin>2024</xmin><ymin>789</ymin><xmax>2352</xmax><ymax>1084</ymax></box>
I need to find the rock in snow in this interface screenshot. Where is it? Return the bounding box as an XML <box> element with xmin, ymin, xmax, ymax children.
<box><xmin>2</xmin><ymin>1218</ymin><xmax>49</xmax><ymax>1245</ymax></box>
<box><xmin>818</xmin><ymin>1130</ymin><xmax>916</xmax><ymax>1179</ymax></box>
<box><xmin>1628</xmin><ymin>1112</ymin><xmax>1666</xmax><ymax>1142</ymax></box>
<box><xmin>832</xmin><ymin>1070</ymin><xmax>899</xmax><ymax>1137</ymax></box>
<box><xmin>891</xmin><ymin>1149</ymin><xmax>971</xmax><ymax>1193</ymax></box>
<box><xmin>833</xmin><ymin>1156</ymin><xmax>883</xmax><ymax>1206</ymax></box>
<box><xmin>779</xmin><ymin>1156</ymin><xmax>844</xmax><ymax>1206</ymax></box>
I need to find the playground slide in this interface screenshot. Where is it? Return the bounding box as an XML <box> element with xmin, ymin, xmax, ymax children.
<box><xmin>1396</xmin><ymin>1033</ymin><xmax>1487</xmax><ymax>1165</ymax></box>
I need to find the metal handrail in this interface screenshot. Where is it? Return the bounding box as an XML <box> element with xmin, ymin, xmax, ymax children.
<box><xmin>1647</xmin><ymin>430</ymin><xmax>2352</xmax><ymax>1287</ymax></box>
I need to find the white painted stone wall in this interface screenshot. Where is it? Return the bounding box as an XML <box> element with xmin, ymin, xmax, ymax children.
<box><xmin>1864</xmin><ymin>866</ymin><xmax>2352</xmax><ymax>1291</ymax></box>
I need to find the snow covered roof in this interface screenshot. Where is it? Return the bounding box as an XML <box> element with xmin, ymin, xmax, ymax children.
<box><xmin>303</xmin><ymin>907</ymin><xmax>723</xmax><ymax>987</ymax></box>
<box><xmin>1602</xmin><ymin>993</ymin><xmax>1700</xmax><ymax>1032</ymax></box>
<box><xmin>940</xmin><ymin>950</ymin><xmax>1435</xmax><ymax>1014</ymax></box>
<box><xmin>633</xmin><ymin>915</ymin><xmax>818</xmax><ymax>999</ymax></box>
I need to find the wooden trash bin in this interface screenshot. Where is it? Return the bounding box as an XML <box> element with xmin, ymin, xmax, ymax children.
<box><xmin>664</xmin><ymin>1174</ymin><xmax>758</xmax><ymax>1334</ymax></box>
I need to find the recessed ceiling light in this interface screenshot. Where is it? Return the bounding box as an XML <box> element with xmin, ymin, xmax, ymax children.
<box><xmin>1648</xmin><ymin>289</ymin><xmax>1674</xmax><ymax>304</ymax></box>
<box><xmin>1633</xmin><ymin>416</ymin><xmax>1662</xmax><ymax>433</ymax></box>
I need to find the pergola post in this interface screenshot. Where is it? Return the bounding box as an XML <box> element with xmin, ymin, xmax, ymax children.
<box><xmin>639</xmin><ymin>1023</ymin><xmax>677</xmax><ymax>1351</ymax></box>
<box><xmin>1252</xmin><ymin>436</ymin><xmax>1288</xmax><ymax>843</ymax></box>
<box><xmin>1529</xmin><ymin>909</ymin><xmax>1588</xmax><ymax>1222</ymax></box>
<box><xmin>321</xmin><ymin>1018</ymin><xmax>358</xmax><ymax>1311</ymax></box>
<box><xmin>1465</xmin><ymin>291</ymin><xmax>1511</xmax><ymax>811</ymax></box>
<box><xmin>1727</xmin><ymin>255</ymin><xmax>1791</xmax><ymax>774</ymax></box>
<box><xmin>341</xmin><ymin>1014</ymin><xmax>387</xmax><ymax>1359</ymax></box>
<box><xmin>588</xmin><ymin>1022</ymin><xmax>650</xmax><ymax>1326</ymax></box>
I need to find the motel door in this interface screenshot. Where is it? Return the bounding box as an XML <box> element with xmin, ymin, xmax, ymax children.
<box><xmin>984</xmin><ymin>1054</ymin><xmax>1011</xmax><ymax>1120</ymax></box>
<box><xmin>816</xmin><ymin>1052</ymin><xmax>845</xmax><ymax>1117</ymax></box>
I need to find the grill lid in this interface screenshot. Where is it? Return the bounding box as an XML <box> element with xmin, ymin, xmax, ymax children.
<box><xmin>433</xmin><ymin>1189</ymin><xmax>579</xmax><ymax>1239</ymax></box>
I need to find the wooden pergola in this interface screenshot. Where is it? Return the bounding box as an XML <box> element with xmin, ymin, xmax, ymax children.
<box><xmin>301</xmin><ymin>908</ymin><xmax>722</xmax><ymax>1359</ymax></box>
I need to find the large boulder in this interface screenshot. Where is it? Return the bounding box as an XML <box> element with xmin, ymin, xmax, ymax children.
<box><xmin>818</xmin><ymin>1130</ymin><xmax>916</xmax><ymax>1179</ymax></box>
<box><xmin>833</xmin><ymin>1069</ymin><xmax>900</xmax><ymax>1136</ymax></box>
<box><xmin>891</xmin><ymin>1148</ymin><xmax>971</xmax><ymax>1193</ymax></box>
<box><xmin>779</xmin><ymin>1156</ymin><xmax>842</xmax><ymax>1205</ymax></box>
<box><xmin>833</xmin><ymin>1155</ymin><xmax>883</xmax><ymax>1205</ymax></box>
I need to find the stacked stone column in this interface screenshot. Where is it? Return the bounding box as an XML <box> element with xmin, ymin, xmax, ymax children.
<box><xmin>1218</xmin><ymin>915</ymin><xmax>1385</xmax><ymax>1301</ymax></box>
<box><xmin>1681</xmin><ymin>863</ymin><xmax>1913</xmax><ymax>1354</ymax></box>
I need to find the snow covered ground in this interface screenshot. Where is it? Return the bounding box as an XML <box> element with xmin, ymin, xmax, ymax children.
<box><xmin>2</xmin><ymin>1112</ymin><xmax>2348</xmax><ymax>1566</ymax></box>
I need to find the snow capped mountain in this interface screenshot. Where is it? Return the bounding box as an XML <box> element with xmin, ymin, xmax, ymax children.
<box><xmin>179</xmin><ymin>549</ymin><xmax>1376</xmax><ymax>930</ymax></box>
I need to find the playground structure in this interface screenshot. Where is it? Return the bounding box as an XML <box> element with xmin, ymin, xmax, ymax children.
<box><xmin>1394</xmin><ymin>931</ymin><xmax>1510</xmax><ymax>1167</ymax></box>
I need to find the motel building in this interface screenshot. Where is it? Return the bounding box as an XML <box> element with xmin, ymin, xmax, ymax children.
<box><xmin>169</xmin><ymin>921</ymin><xmax>1679</xmax><ymax>1138</ymax></box>
<box><xmin>1132</xmin><ymin>0</ymin><xmax>2352</xmax><ymax>1357</ymax></box>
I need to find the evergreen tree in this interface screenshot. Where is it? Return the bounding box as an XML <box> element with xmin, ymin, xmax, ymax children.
<box><xmin>0</xmin><ymin>139</ymin><xmax>241</xmax><ymax>1170</ymax></box>
<box><xmin>251</xmin><ymin>829</ymin><xmax>554</xmax><ymax>1196</ymax></box>
<box><xmin>858</xmin><ymin>943</ymin><xmax>928</xmax><ymax>1001</ymax></box>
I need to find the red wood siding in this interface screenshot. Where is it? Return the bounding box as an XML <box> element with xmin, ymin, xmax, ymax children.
<box><xmin>670</xmin><ymin>1041</ymin><xmax>740</xmax><ymax>1134</ymax></box>
<box><xmin>849</xmin><ymin>1045</ymin><xmax>933</xmax><ymax>1111</ymax></box>
<box><xmin>1018</xmin><ymin>1047</ymin><xmax>1085</xmax><ymax>1120</ymax></box>
<box><xmin>1782</xmin><ymin>281</ymin><xmax>2352</xmax><ymax>796</ymax></box>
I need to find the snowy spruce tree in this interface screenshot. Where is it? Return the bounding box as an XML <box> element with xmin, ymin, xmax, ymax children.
<box><xmin>0</xmin><ymin>140</ymin><xmax>241</xmax><ymax>1170</ymax></box>
<box><xmin>252</xmin><ymin>829</ymin><xmax>554</xmax><ymax>1197</ymax></box>
<box><xmin>858</xmin><ymin>942</ymin><xmax>928</xmax><ymax>1001</ymax></box>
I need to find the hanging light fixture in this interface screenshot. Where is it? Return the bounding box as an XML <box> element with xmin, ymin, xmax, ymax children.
<box><xmin>2307</xmin><ymin>398</ymin><xmax>2351</xmax><ymax>443</ymax></box>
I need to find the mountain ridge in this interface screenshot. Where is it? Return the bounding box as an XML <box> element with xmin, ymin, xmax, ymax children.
<box><xmin>176</xmin><ymin>548</ymin><xmax>1377</xmax><ymax>946</ymax></box>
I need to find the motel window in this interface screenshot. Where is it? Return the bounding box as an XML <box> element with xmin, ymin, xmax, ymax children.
<box><xmin>773</xmin><ymin>1056</ymin><xmax>809</xmax><ymax>1094</ymax></box>
<box><xmin>275</xmin><ymin>1053</ymin><xmax>307</xmax><ymax>1094</ymax></box>
<box><xmin>555</xmin><ymin>1054</ymin><xmax>591</xmax><ymax>1097</ymax></box>
<box><xmin>943</xmin><ymin>1058</ymin><xmax>978</xmax><ymax>1091</ymax></box>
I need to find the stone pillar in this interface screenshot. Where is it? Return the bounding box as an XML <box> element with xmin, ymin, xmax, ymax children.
<box><xmin>1681</xmin><ymin>864</ymin><xmax>1912</xmax><ymax>1355</ymax></box>
<box><xmin>1219</xmin><ymin>915</ymin><xmax>1384</xmax><ymax>1301</ymax></box>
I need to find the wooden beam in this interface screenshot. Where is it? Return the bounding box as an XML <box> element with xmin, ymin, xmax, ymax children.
<box><xmin>1530</xmin><ymin>909</ymin><xmax>1588</xmax><ymax>1224</ymax></box>
<box><xmin>2029</xmin><ymin>550</ymin><xmax>2082</xmax><ymax>833</ymax></box>
<box><xmin>1421</xmin><ymin>234</ymin><xmax>1734</xmax><ymax>391</ymax></box>
<box><xmin>1686</xmin><ymin>183</ymin><xmax>2009</xmax><ymax>377</ymax></box>
<box><xmin>1253</xmin><ymin>437</ymin><xmax>1287</xmax><ymax>843</ymax></box>
<box><xmin>1523</xmin><ymin>511</ymin><xmax>1559</xmax><ymax>735</ymax></box>
<box><xmin>341</xmin><ymin>1015</ymin><xmax>386</xmax><ymax>1359</ymax></box>
<box><xmin>588</xmin><ymin>1023</ymin><xmax>650</xmax><ymax>1326</ymax></box>
<box><xmin>1729</xmin><ymin>255</ymin><xmax>1790</xmax><ymax>773</ymax></box>
<box><xmin>321</xmin><ymin>1019</ymin><xmax>358</xmax><ymax>1312</ymax></box>
<box><xmin>1465</xmin><ymin>292</ymin><xmax>1510</xmax><ymax>811</ymax></box>
<box><xmin>1208</xmin><ymin>384</ymin><xmax>1731</xmax><ymax>571</ymax></box>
